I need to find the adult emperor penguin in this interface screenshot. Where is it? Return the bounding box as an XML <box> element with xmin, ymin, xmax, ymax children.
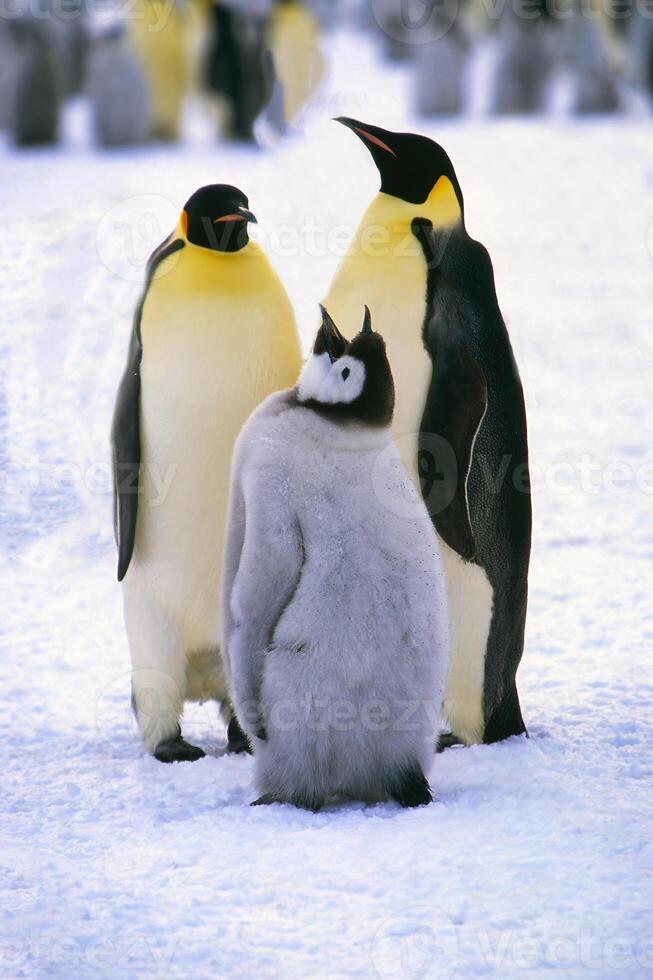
<box><xmin>129</xmin><ymin>0</ymin><xmax>190</xmax><ymax>141</ymax></box>
<box><xmin>87</xmin><ymin>20</ymin><xmax>150</xmax><ymax>148</ymax></box>
<box><xmin>112</xmin><ymin>183</ymin><xmax>302</xmax><ymax>761</ymax></box>
<box><xmin>326</xmin><ymin>118</ymin><xmax>531</xmax><ymax>747</ymax></box>
<box><xmin>222</xmin><ymin>307</ymin><xmax>448</xmax><ymax>809</ymax></box>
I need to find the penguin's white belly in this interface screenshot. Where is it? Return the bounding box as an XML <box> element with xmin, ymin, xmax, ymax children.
<box><xmin>132</xmin><ymin>333</ymin><xmax>234</xmax><ymax>650</ymax></box>
<box><xmin>439</xmin><ymin>540</ymin><xmax>494</xmax><ymax>744</ymax></box>
<box><xmin>128</xmin><ymin>293</ymin><xmax>291</xmax><ymax>652</ymax></box>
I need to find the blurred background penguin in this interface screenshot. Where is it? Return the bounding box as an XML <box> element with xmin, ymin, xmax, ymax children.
<box><xmin>87</xmin><ymin>18</ymin><xmax>151</xmax><ymax>148</ymax></box>
<box><xmin>557</xmin><ymin>0</ymin><xmax>625</xmax><ymax>114</ymax></box>
<box><xmin>414</xmin><ymin>0</ymin><xmax>470</xmax><ymax>117</ymax></box>
<box><xmin>129</xmin><ymin>0</ymin><xmax>191</xmax><ymax>141</ymax></box>
<box><xmin>204</xmin><ymin>0</ymin><xmax>273</xmax><ymax>142</ymax></box>
<box><xmin>8</xmin><ymin>16</ymin><xmax>61</xmax><ymax>146</ymax></box>
<box><xmin>490</xmin><ymin>0</ymin><xmax>556</xmax><ymax>115</ymax></box>
<box><xmin>265</xmin><ymin>0</ymin><xmax>324</xmax><ymax>133</ymax></box>
<box><xmin>2</xmin><ymin>0</ymin><xmax>653</xmax><ymax>150</ymax></box>
<box><xmin>629</xmin><ymin>7</ymin><xmax>653</xmax><ymax>100</ymax></box>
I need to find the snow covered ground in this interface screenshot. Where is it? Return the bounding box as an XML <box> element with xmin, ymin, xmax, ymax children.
<box><xmin>1</xmin><ymin>29</ymin><xmax>653</xmax><ymax>980</ymax></box>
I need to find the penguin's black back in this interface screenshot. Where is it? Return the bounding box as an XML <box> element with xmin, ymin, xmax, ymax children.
<box><xmin>416</xmin><ymin>221</ymin><xmax>530</xmax><ymax>577</ymax></box>
<box><xmin>414</xmin><ymin>220</ymin><xmax>531</xmax><ymax>736</ymax></box>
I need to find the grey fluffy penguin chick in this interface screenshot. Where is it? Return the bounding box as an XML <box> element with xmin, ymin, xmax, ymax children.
<box><xmin>87</xmin><ymin>21</ymin><xmax>150</xmax><ymax>148</ymax></box>
<box><xmin>557</xmin><ymin>7</ymin><xmax>621</xmax><ymax>115</ymax></box>
<box><xmin>222</xmin><ymin>306</ymin><xmax>449</xmax><ymax>811</ymax></box>
<box><xmin>492</xmin><ymin>4</ymin><xmax>554</xmax><ymax>115</ymax></box>
<box><xmin>415</xmin><ymin>13</ymin><xmax>469</xmax><ymax>117</ymax></box>
<box><xmin>629</xmin><ymin>9</ymin><xmax>653</xmax><ymax>98</ymax></box>
<box><xmin>9</xmin><ymin>17</ymin><xmax>60</xmax><ymax>146</ymax></box>
<box><xmin>0</xmin><ymin>23</ymin><xmax>17</xmax><ymax>130</ymax></box>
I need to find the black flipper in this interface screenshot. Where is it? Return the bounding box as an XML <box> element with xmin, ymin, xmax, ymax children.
<box><xmin>111</xmin><ymin>237</ymin><xmax>184</xmax><ymax>581</ymax></box>
<box><xmin>412</xmin><ymin>219</ymin><xmax>488</xmax><ymax>561</ymax></box>
<box><xmin>387</xmin><ymin>762</ymin><xmax>433</xmax><ymax>808</ymax></box>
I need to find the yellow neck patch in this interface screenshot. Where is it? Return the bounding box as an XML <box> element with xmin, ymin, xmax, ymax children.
<box><xmin>348</xmin><ymin>176</ymin><xmax>462</xmax><ymax>265</ymax></box>
<box><xmin>423</xmin><ymin>175</ymin><xmax>462</xmax><ymax>229</ymax></box>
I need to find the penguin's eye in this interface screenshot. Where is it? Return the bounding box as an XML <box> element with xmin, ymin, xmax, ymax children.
<box><xmin>341</xmin><ymin>367</ymin><xmax>350</xmax><ymax>381</ymax></box>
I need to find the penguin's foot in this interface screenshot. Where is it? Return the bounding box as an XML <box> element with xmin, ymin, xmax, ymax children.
<box><xmin>387</xmin><ymin>763</ymin><xmax>433</xmax><ymax>808</ymax></box>
<box><xmin>226</xmin><ymin>715</ymin><xmax>252</xmax><ymax>755</ymax></box>
<box><xmin>436</xmin><ymin>732</ymin><xmax>466</xmax><ymax>753</ymax></box>
<box><xmin>153</xmin><ymin>733</ymin><xmax>206</xmax><ymax>763</ymax></box>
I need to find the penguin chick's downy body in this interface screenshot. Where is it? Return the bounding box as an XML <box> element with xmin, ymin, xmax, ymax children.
<box><xmin>87</xmin><ymin>22</ymin><xmax>150</xmax><ymax>148</ymax></box>
<box><xmin>491</xmin><ymin>5</ymin><xmax>554</xmax><ymax>115</ymax></box>
<box><xmin>112</xmin><ymin>184</ymin><xmax>302</xmax><ymax>762</ymax></box>
<box><xmin>222</xmin><ymin>308</ymin><xmax>448</xmax><ymax>810</ymax></box>
<box><xmin>327</xmin><ymin>119</ymin><xmax>531</xmax><ymax>748</ymax></box>
<box><xmin>415</xmin><ymin>13</ymin><xmax>469</xmax><ymax>117</ymax></box>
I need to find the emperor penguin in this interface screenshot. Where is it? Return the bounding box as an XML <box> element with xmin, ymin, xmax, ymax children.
<box><xmin>326</xmin><ymin>118</ymin><xmax>531</xmax><ymax>747</ymax></box>
<box><xmin>0</xmin><ymin>23</ymin><xmax>17</xmax><ymax>131</ymax></box>
<box><xmin>87</xmin><ymin>21</ymin><xmax>150</xmax><ymax>148</ymax></box>
<box><xmin>558</xmin><ymin>4</ymin><xmax>622</xmax><ymax>115</ymax></box>
<box><xmin>205</xmin><ymin>1</ymin><xmax>273</xmax><ymax>143</ymax></box>
<box><xmin>8</xmin><ymin>17</ymin><xmax>61</xmax><ymax>146</ymax></box>
<box><xmin>629</xmin><ymin>7</ymin><xmax>653</xmax><ymax>98</ymax></box>
<box><xmin>266</xmin><ymin>0</ymin><xmax>324</xmax><ymax>130</ymax></box>
<box><xmin>222</xmin><ymin>306</ymin><xmax>448</xmax><ymax>810</ymax></box>
<box><xmin>112</xmin><ymin>183</ymin><xmax>302</xmax><ymax>761</ymax></box>
<box><xmin>414</xmin><ymin>15</ymin><xmax>470</xmax><ymax>118</ymax></box>
<box><xmin>491</xmin><ymin>1</ymin><xmax>555</xmax><ymax>115</ymax></box>
<box><xmin>129</xmin><ymin>0</ymin><xmax>191</xmax><ymax>140</ymax></box>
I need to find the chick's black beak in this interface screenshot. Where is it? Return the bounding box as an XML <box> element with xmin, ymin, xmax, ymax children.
<box><xmin>318</xmin><ymin>304</ymin><xmax>346</xmax><ymax>361</ymax></box>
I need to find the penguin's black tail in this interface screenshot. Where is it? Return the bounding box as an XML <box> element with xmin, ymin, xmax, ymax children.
<box><xmin>483</xmin><ymin>683</ymin><xmax>527</xmax><ymax>744</ymax></box>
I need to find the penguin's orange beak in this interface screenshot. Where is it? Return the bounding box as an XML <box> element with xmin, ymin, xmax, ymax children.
<box><xmin>335</xmin><ymin>117</ymin><xmax>397</xmax><ymax>158</ymax></box>
<box><xmin>214</xmin><ymin>208</ymin><xmax>258</xmax><ymax>224</ymax></box>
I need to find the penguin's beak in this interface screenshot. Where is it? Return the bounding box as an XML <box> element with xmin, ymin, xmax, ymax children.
<box><xmin>334</xmin><ymin>117</ymin><xmax>398</xmax><ymax>159</ymax></box>
<box><xmin>214</xmin><ymin>207</ymin><xmax>258</xmax><ymax>224</ymax></box>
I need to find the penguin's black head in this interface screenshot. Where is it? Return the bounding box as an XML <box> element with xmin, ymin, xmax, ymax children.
<box><xmin>297</xmin><ymin>306</ymin><xmax>395</xmax><ymax>428</ymax></box>
<box><xmin>182</xmin><ymin>184</ymin><xmax>257</xmax><ymax>253</ymax></box>
<box><xmin>335</xmin><ymin>117</ymin><xmax>464</xmax><ymax>215</ymax></box>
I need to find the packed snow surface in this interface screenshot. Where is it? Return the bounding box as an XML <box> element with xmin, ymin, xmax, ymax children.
<box><xmin>1</xmin><ymin>30</ymin><xmax>653</xmax><ymax>980</ymax></box>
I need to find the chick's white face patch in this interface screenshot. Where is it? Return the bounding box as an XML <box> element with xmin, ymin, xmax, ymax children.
<box><xmin>297</xmin><ymin>352</ymin><xmax>332</xmax><ymax>403</ymax></box>
<box><xmin>318</xmin><ymin>356</ymin><xmax>366</xmax><ymax>405</ymax></box>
